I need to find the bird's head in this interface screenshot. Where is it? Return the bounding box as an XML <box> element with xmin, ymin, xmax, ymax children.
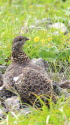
<box><xmin>12</xmin><ymin>36</ymin><xmax>29</xmax><ymax>49</ymax></box>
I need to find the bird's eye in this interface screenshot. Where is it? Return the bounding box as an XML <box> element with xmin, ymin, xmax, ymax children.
<box><xmin>19</xmin><ymin>38</ymin><xmax>22</xmax><ymax>41</ymax></box>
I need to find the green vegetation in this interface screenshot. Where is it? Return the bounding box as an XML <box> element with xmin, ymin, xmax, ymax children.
<box><xmin>0</xmin><ymin>97</ymin><xmax>70</xmax><ymax>125</ymax></box>
<box><xmin>0</xmin><ymin>0</ymin><xmax>70</xmax><ymax>66</ymax></box>
<box><xmin>0</xmin><ymin>0</ymin><xmax>70</xmax><ymax>124</ymax></box>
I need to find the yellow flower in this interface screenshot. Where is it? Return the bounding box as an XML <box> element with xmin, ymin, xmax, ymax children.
<box><xmin>41</xmin><ymin>39</ymin><xmax>46</xmax><ymax>44</ymax></box>
<box><xmin>34</xmin><ymin>37</ymin><xmax>39</xmax><ymax>42</ymax></box>
<box><xmin>60</xmin><ymin>31</ymin><xmax>64</xmax><ymax>34</ymax></box>
<box><xmin>30</xmin><ymin>5</ymin><xmax>33</xmax><ymax>9</ymax></box>
<box><xmin>48</xmin><ymin>38</ymin><xmax>52</xmax><ymax>41</ymax></box>
<box><xmin>68</xmin><ymin>41</ymin><xmax>70</xmax><ymax>44</ymax></box>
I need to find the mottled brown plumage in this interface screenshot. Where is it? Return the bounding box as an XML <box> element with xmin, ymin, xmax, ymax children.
<box><xmin>3</xmin><ymin>36</ymin><xmax>57</xmax><ymax>105</ymax></box>
<box><xmin>3</xmin><ymin>36</ymin><xmax>30</xmax><ymax>87</ymax></box>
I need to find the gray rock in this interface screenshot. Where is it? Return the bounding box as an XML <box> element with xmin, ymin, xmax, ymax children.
<box><xmin>59</xmin><ymin>80</ymin><xmax>70</xmax><ymax>89</ymax></box>
<box><xmin>60</xmin><ymin>89</ymin><xmax>70</xmax><ymax>98</ymax></box>
<box><xmin>53</xmin><ymin>82</ymin><xmax>62</xmax><ymax>96</ymax></box>
<box><xmin>35</xmin><ymin>18</ymin><xmax>51</xmax><ymax>26</ymax></box>
<box><xmin>29</xmin><ymin>25</ymin><xmax>36</xmax><ymax>29</ymax></box>
<box><xmin>48</xmin><ymin>72</ymin><xmax>64</xmax><ymax>82</ymax></box>
<box><xmin>53</xmin><ymin>82</ymin><xmax>70</xmax><ymax>98</ymax></box>
<box><xmin>0</xmin><ymin>85</ymin><xmax>16</xmax><ymax>100</ymax></box>
<box><xmin>0</xmin><ymin>71</ymin><xmax>3</xmax><ymax>86</ymax></box>
<box><xmin>19</xmin><ymin>108</ymin><xmax>31</xmax><ymax>116</ymax></box>
<box><xmin>0</xmin><ymin>108</ymin><xmax>5</xmax><ymax>118</ymax></box>
<box><xmin>35</xmin><ymin>19</ymin><xmax>47</xmax><ymax>25</ymax></box>
<box><xmin>32</xmin><ymin>58</ymin><xmax>45</xmax><ymax>68</ymax></box>
<box><xmin>32</xmin><ymin>58</ymin><xmax>49</xmax><ymax>72</ymax></box>
<box><xmin>29</xmin><ymin>18</ymin><xmax>52</xmax><ymax>31</ymax></box>
<box><xmin>48</xmin><ymin>22</ymin><xmax>68</xmax><ymax>33</ymax></box>
<box><xmin>0</xmin><ymin>65</ymin><xmax>7</xmax><ymax>73</ymax></box>
<box><xmin>29</xmin><ymin>25</ymin><xmax>45</xmax><ymax>31</ymax></box>
<box><xmin>3</xmin><ymin>96</ymin><xmax>21</xmax><ymax>112</ymax></box>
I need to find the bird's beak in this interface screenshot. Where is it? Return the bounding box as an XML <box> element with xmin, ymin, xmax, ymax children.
<box><xmin>26</xmin><ymin>37</ymin><xmax>30</xmax><ymax>41</ymax></box>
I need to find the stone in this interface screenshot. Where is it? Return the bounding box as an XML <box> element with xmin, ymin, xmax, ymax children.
<box><xmin>3</xmin><ymin>96</ymin><xmax>21</xmax><ymax>112</ymax></box>
<box><xmin>0</xmin><ymin>85</ymin><xmax>16</xmax><ymax>100</ymax></box>
<box><xmin>0</xmin><ymin>71</ymin><xmax>3</xmax><ymax>86</ymax></box>
<box><xmin>0</xmin><ymin>65</ymin><xmax>7</xmax><ymax>73</ymax></box>
<box><xmin>32</xmin><ymin>58</ymin><xmax>49</xmax><ymax>71</ymax></box>
<box><xmin>0</xmin><ymin>108</ymin><xmax>5</xmax><ymax>118</ymax></box>
<box><xmin>60</xmin><ymin>80</ymin><xmax>70</xmax><ymax>89</ymax></box>
<box><xmin>48</xmin><ymin>22</ymin><xmax>68</xmax><ymax>33</ymax></box>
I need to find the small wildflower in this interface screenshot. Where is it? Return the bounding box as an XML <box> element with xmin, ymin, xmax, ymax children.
<box><xmin>48</xmin><ymin>38</ymin><xmax>52</xmax><ymax>41</ymax></box>
<box><xmin>60</xmin><ymin>31</ymin><xmax>64</xmax><ymax>34</ymax></box>
<box><xmin>41</xmin><ymin>39</ymin><xmax>46</xmax><ymax>44</ymax></box>
<box><xmin>34</xmin><ymin>37</ymin><xmax>39</xmax><ymax>42</ymax></box>
<box><xmin>30</xmin><ymin>5</ymin><xmax>33</xmax><ymax>9</ymax></box>
<box><xmin>68</xmin><ymin>41</ymin><xmax>70</xmax><ymax>44</ymax></box>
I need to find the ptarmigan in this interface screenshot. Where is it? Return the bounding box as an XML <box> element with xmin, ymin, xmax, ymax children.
<box><xmin>3</xmin><ymin>36</ymin><xmax>56</xmax><ymax>106</ymax></box>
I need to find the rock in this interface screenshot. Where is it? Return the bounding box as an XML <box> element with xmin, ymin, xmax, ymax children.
<box><xmin>29</xmin><ymin>25</ymin><xmax>45</xmax><ymax>31</ymax></box>
<box><xmin>53</xmin><ymin>81</ymin><xmax>70</xmax><ymax>98</ymax></box>
<box><xmin>19</xmin><ymin>108</ymin><xmax>31</xmax><ymax>116</ymax></box>
<box><xmin>35</xmin><ymin>18</ymin><xmax>47</xmax><ymax>25</ymax></box>
<box><xmin>3</xmin><ymin>96</ymin><xmax>21</xmax><ymax>112</ymax></box>
<box><xmin>0</xmin><ymin>100</ymin><xmax>7</xmax><ymax>119</ymax></box>
<box><xmin>0</xmin><ymin>65</ymin><xmax>7</xmax><ymax>73</ymax></box>
<box><xmin>29</xmin><ymin>18</ymin><xmax>52</xmax><ymax>31</ymax></box>
<box><xmin>60</xmin><ymin>89</ymin><xmax>70</xmax><ymax>98</ymax></box>
<box><xmin>60</xmin><ymin>80</ymin><xmax>70</xmax><ymax>89</ymax></box>
<box><xmin>0</xmin><ymin>108</ymin><xmax>5</xmax><ymax>118</ymax></box>
<box><xmin>32</xmin><ymin>58</ymin><xmax>49</xmax><ymax>72</ymax></box>
<box><xmin>29</xmin><ymin>25</ymin><xmax>36</xmax><ymax>29</ymax></box>
<box><xmin>0</xmin><ymin>71</ymin><xmax>3</xmax><ymax>86</ymax></box>
<box><xmin>35</xmin><ymin>18</ymin><xmax>52</xmax><ymax>26</ymax></box>
<box><xmin>0</xmin><ymin>85</ymin><xmax>16</xmax><ymax>100</ymax></box>
<box><xmin>48</xmin><ymin>22</ymin><xmax>68</xmax><ymax>33</ymax></box>
<box><xmin>53</xmin><ymin>82</ymin><xmax>62</xmax><ymax>96</ymax></box>
<box><xmin>48</xmin><ymin>72</ymin><xmax>64</xmax><ymax>82</ymax></box>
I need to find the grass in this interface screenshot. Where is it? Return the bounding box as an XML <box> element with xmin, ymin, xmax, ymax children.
<box><xmin>0</xmin><ymin>0</ymin><xmax>70</xmax><ymax>66</ymax></box>
<box><xmin>0</xmin><ymin>0</ymin><xmax>70</xmax><ymax>124</ymax></box>
<box><xmin>0</xmin><ymin>97</ymin><xmax>70</xmax><ymax>125</ymax></box>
